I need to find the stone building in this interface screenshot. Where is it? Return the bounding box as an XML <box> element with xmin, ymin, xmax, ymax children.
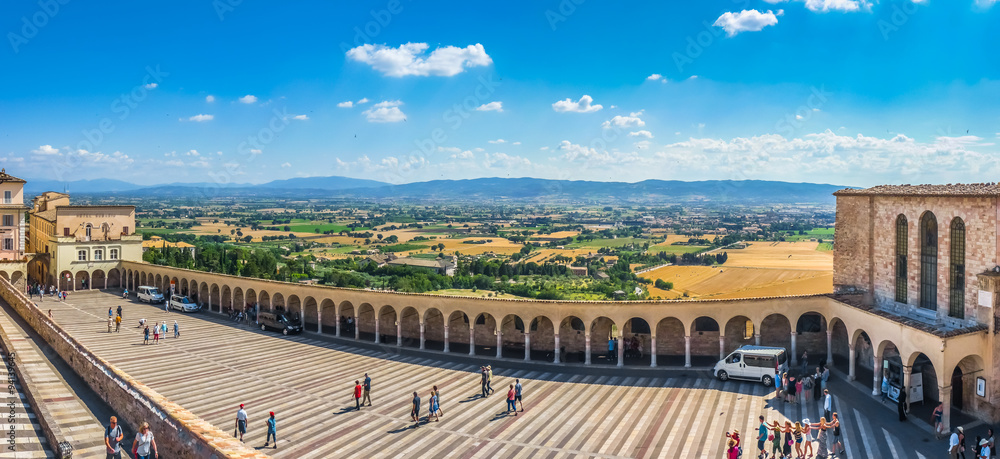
<box><xmin>27</xmin><ymin>191</ymin><xmax>142</xmax><ymax>290</ymax></box>
<box><xmin>0</xmin><ymin>169</ymin><xmax>28</xmax><ymax>288</ymax></box>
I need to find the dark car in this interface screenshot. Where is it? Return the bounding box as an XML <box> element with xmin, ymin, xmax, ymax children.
<box><xmin>258</xmin><ymin>312</ymin><xmax>302</xmax><ymax>335</ymax></box>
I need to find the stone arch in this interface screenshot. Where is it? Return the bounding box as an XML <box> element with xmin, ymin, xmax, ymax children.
<box><xmin>655</xmin><ymin>317</ymin><xmax>686</xmax><ymax>366</ymax></box>
<box><xmin>377</xmin><ymin>305</ymin><xmax>397</xmax><ymax>342</ymax></box>
<box><xmin>689</xmin><ymin>316</ymin><xmax>721</xmax><ymax>362</ymax></box>
<box><xmin>499</xmin><ymin>314</ymin><xmax>526</xmax><ymax>359</ymax></box>
<box><xmin>107</xmin><ymin>268</ymin><xmax>121</xmax><ymax>289</ymax></box>
<box><xmin>951</xmin><ymin>354</ymin><xmax>985</xmax><ymax>413</ymax></box>
<box><xmin>91</xmin><ymin>269</ymin><xmax>106</xmax><ymax>289</ymax></box>
<box><xmin>0</xmin><ymin>271</ymin><xmax>9</xmax><ymax>280</ymax></box>
<box><xmin>423</xmin><ymin>308</ymin><xmax>445</xmax><ymax>351</ymax></box>
<box><xmin>302</xmin><ymin>297</ymin><xmax>318</xmax><ymax>332</ymax></box>
<box><xmin>259</xmin><ymin>291</ymin><xmax>271</xmax><ymax>310</ymax></box>
<box><xmin>271</xmin><ymin>292</ymin><xmax>285</xmax><ymax>313</ymax></box>
<box><xmin>558</xmin><ymin>316</ymin><xmax>587</xmax><ymax>362</ymax></box>
<box><xmin>188</xmin><ymin>279</ymin><xmax>198</xmax><ymax>297</ymax></box>
<box><xmin>59</xmin><ymin>270</ymin><xmax>72</xmax><ymax>291</ymax></box>
<box><xmin>233</xmin><ymin>287</ymin><xmax>244</xmax><ymax>310</ymax></box>
<box><xmin>621</xmin><ymin>317</ymin><xmax>651</xmax><ymax>364</ymax></box>
<box><xmin>169</xmin><ymin>276</ymin><xmax>179</xmax><ymax>295</ymax></box>
<box><xmin>398</xmin><ymin>306</ymin><xmax>419</xmax><ymax>348</ymax></box>
<box><xmin>139</xmin><ymin>272</ymin><xmax>147</xmax><ymax>286</ymax></box>
<box><xmin>210</xmin><ymin>284</ymin><xmax>221</xmax><ymax>312</ymax></box>
<box><xmin>336</xmin><ymin>300</ymin><xmax>354</xmax><ymax>336</ymax></box>
<box><xmin>75</xmin><ymin>270</ymin><xmax>90</xmax><ymax>290</ymax></box>
<box><xmin>199</xmin><ymin>282</ymin><xmax>210</xmax><ymax>309</ymax></box>
<box><xmin>794</xmin><ymin>311</ymin><xmax>828</xmax><ymax>362</ymax></box>
<box><xmin>448</xmin><ymin>310</ymin><xmax>470</xmax><ymax>353</ymax></box>
<box><xmin>760</xmin><ymin>313</ymin><xmax>792</xmax><ymax>351</ymax></box>
<box><xmin>221</xmin><ymin>285</ymin><xmax>232</xmax><ymax>312</ymax></box>
<box><xmin>528</xmin><ymin>315</ymin><xmax>555</xmax><ymax>361</ymax></box>
<box><xmin>10</xmin><ymin>271</ymin><xmax>23</xmax><ymax>288</ymax></box>
<box><xmin>286</xmin><ymin>295</ymin><xmax>301</xmax><ymax>326</ymax></box>
<box><xmin>177</xmin><ymin>277</ymin><xmax>186</xmax><ymax>295</ymax></box>
<box><xmin>153</xmin><ymin>274</ymin><xmax>161</xmax><ymax>291</ymax></box>
<box><xmin>473</xmin><ymin>312</ymin><xmax>497</xmax><ymax>356</ymax></box>
<box><xmin>244</xmin><ymin>288</ymin><xmax>257</xmax><ymax>309</ymax></box>
<box><xmin>357</xmin><ymin>303</ymin><xmax>376</xmax><ymax>340</ymax></box>
<box><xmin>723</xmin><ymin>315</ymin><xmax>755</xmax><ymax>354</ymax></box>
<box><xmin>905</xmin><ymin>351</ymin><xmax>939</xmax><ymax>407</ymax></box>
<box><xmin>590</xmin><ymin>316</ymin><xmax>616</xmax><ymax>365</ymax></box>
<box><xmin>828</xmin><ymin>317</ymin><xmax>850</xmax><ymax>373</ymax></box>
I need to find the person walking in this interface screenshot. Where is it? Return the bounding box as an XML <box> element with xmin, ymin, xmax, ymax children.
<box><xmin>264</xmin><ymin>411</ymin><xmax>277</xmax><ymax>449</ymax></box>
<box><xmin>932</xmin><ymin>402</ymin><xmax>946</xmax><ymax>439</ymax></box>
<box><xmin>486</xmin><ymin>366</ymin><xmax>494</xmax><ymax>395</ymax></box>
<box><xmin>108</xmin><ymin>316</ymin><xmax>113</xmax><ymax>333</ymax></box>
<box><xmin>813</xmin><ymin>366</ymin><xmax>823</xmax><ymax>400</ymax></box>
<box><xmin>105</xmin><ymin>415</ymin><xmax>124</xmax><ymax>459</ymax></box>
<box><xmin>362</xmin><ymin>373</ymin><xmax>372</xmax><ymax>406</ymax></box>
<box><xmin>607</xmin><ymin>337</ymin><xmax>615</xmax><ymax>363</ymax></box>
<box><xmin>434</xmin><ymin>385</ymin><xmax>444</xmax><ymax>417</ymax></box>
<box><xmin>514</xmin><ymin>379</ymin><xmax>524</xmax><ymax>412</ymax></box>
<box><xmin>480</xmin><ymin>366</ymin><xmax>489</xmax><ymax>398</ymax></box>
<box><xmin>131</xmin><ymin>421</ymin><xmax>158</xmax><ymax>459</ymax></box>
<box><xmin>958</xmin><ymin>426</ymin><xmax>967</xmax><ymax>459</ymax></box>
<box><xmin>800</xmin><ymin>350</ymin><xmax>808</xmax><ymax>375</ymax></box>
<box><xmin>881</xmin><ymin>371</ymin><xmax>891</xmax><ymax>403</ymax></box>
<box><xmin>353</xmin><ymin>380</ymin><xmax>363</xmax><ymax>410</ymax></box>
<box><xmin>108</xmin><ymin>306</ymin><xmax>113</xmax><ymax>318</ymax></box>
<box><xmin>823</xmin><ymin>389</ymin><xmax>832</xmax><ymax>422</ymax></box>
<box><xmin>980</xmin><ymin>438</ymin><xmax>991</xmax><ymax>459</ymax></box>
<box><xmin>726</xmin><ymin>438</ymin><xmax>739</xmax><ymax>459</ymax></box>
<box><xmin>173</xmin><ymin>321</ymin><xmax>179</xmax><ymax>339</ymax></box>
<box><xmin>161</xmin><ymin>321</ymin><xmax>167</xmax><ymax>338</ymax></box>
<box><xmin>756</xmin><ymin>416</ymin><xmax>768</xmax><ymax>459</ymax></box>
<box><xmin>152</xmin><ymin>323</ymin><xmax>160</xmax><ymax>344</ymax></box>
<box><xmin>506</xmin><ymin>384</ymin><xmax>517</xmax><ymax>416</ymax></box>
<box><xmin>410</xmin><ymin>391</ymin><xmax>421</xmax><ymax>426</ymax></box>
<box><xmin>821</xmin><ymin>365</ymin><xmax>830</xmax><ymax>392</ymax></box>
<box><xmin>115</xmin><ymin>314</ymin><xmax>121</xmax><ymax>333</ymax></box>
<box><xmin>770</xmin><ymin>422</ymin><xmax>783</xmax><ymax>459</ymax></box>
<box><xmin>802</xmin><ymin>418</ymin><xmax>815</xmax><ymax>459</ymax></box>
<box><xmin>793</xmin><ymin>422</ymin><xmax>804</xmax><ymax>459</ymax></box>
<box><xmin>811</xmin><ymin>417</ymin><xmax>830</xmax><ymax>458</ymax></box>
<box><xmin>986</xmin><ymin>427</ymin><xmax>994</xmax><ymax>458</ymax></box>
<box><xmin>786</xmin><ymin>375</ymin><xmax>797</xmax><ymax>404</ymax></box>
<box><xmin>117</xmin><ymin>304</ymin><xmax>123</xmax><ymax>320</ymax></box>
<box><xmin>143</xmin><ymin>325</ymin><xmax>150</xmax><ymax>345</ymax></box>
<box><xmin>951</xmin><ymin>427</ymin><xmax>962</xmax><ymax>459</ymax></box>
<box><xmin>235</xmin><ymin>404</ymin><xmax>248</xmax><ymax>442</ymax></box>
<box><xmin>898</xmin><ymin>385</ymin><xmax>908</xmax><ymax>421</ymax></box>
<box><xmin>428</xmin><ymin>390</ymin><xmax>440</xmax><ymax>422</ymax></box>
<box><xmin>830</xmin><ymin>412</ymin><xmax>844</xmax><ymax>456</ymax></box>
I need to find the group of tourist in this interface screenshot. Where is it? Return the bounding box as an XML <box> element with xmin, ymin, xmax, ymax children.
<box><xmin>141</xmin><ymin>320</ymin><xmax>179</xmax><ymax>344</ymax></box>
<box><xmin>26</xmin><ymin>282</ymin><xmax>66</xmax><ymax>301</ymax></box>
<box><xmin>947</xmin><ymin>426</ymin><xmax>994</xmax><ymax>458</ymax></box>
<box><xmin>103</xmin><ymin>416</ymin><xmax>158</xmax><ymax>459</ymax></box>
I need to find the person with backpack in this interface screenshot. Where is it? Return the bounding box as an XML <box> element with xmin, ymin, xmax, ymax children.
<box><xmin>105</xmin><ymin>416</ymin><xmax>124</xmax><ymax>459</ymax></box>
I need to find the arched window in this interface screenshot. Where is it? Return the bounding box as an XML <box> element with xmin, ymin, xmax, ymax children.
<box><xmin>919</xmin><ymin>212</ymin><xmax>937</xmax><ymax>311</ymax></box>
<box><xmin>895</xmin><ymin>215</ymin><xmax>908</xmax><ymax>303</ymax></box>
<box><xmin>950</xmin><ymin>218</ymin><xmax>965</xmax><ymax>319</ymax></box>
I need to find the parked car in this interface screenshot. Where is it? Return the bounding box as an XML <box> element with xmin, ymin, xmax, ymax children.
<box><xmin>713</xmin><ymin>345</ymin><xmax>788</xmax><ymax>386</ymax></box>
<box><xmin>169</xmin><ymin>295</ymin><xmax>199</xmax><ymax>312</ymax></box>
<box><xmin>136</xmin><ymin>286</ymin><xmax>164</xmax><ymax>304</ymax></box>
<box><xmin>258</xmin><ymin>312</ymin><xmax>302</xmax><ymax>335</ymax></box>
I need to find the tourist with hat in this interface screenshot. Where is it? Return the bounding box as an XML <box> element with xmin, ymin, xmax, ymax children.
<box><xmin>980</xmin><ymin>437</ymin><xmax>991</xmax><ymax>459</ymax></box>
<box><xmin>264</xmin><ymin>411</ymin><xmax>277</xmax><ymax>449</ymax></box>
<box><xmin>235</xmin><ymin>403</ymin><xmax>248</xmax><ymax>441</ymax></box>
<box><xmin>950</xmin><ymin>426</ymin><xmax>962</xmax><ymax>458</ymax></box>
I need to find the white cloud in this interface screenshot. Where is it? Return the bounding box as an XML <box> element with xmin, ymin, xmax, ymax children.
<box><xmin>513</xmin><ymin>141</ymin><xmax>521</xmax><ymax>146</ymax></box>
<box><xmin>476</xmin><ymin>101</ymin><xmax>503</xmax><ymax>112</ymax></box>
<box><xmin>293</xmin><ymin>114</ymin><xmax>309</xmax><ymax>120</ymax></box>
<box><xmin>32</xmin><ymin>145</ymin><xmax>59</xmax><ymax>156</ymax></box>
<box><xmin>714</xmin><ymin>9</ymin><xmax>781</xmax><ymax>36</ymax></box>
<box><xmin>483</xmin><ymin>152</ymin><xmax>531</xmax><ymax>168</ymax></box>
<box><xmin>335</xmin><ymin>154</ymin><xmax>429</xmax><ymax>183</ymax></box>
<box><xmin>552</xmin><ymin>95</ymin><xmax>603</xmax><ymax>113</ymax></box>
<box><xmin>451</xmin><ymin>150</ymin><xmax>474</xmax><ymax>159</ymax></box>
<box><xmin>357</xmin><ymin>97</ymin><xmax>370</xmax><ymax>104</ymax></box>
<box><xmin>337</xmin><ymin>101</ymin><xmax>354</xmax><ymax>108</ymax></box>
<box><xmin>187</xmin><ymin>114</ymin><xmax>214</xmax><ymax>122</ymax></box>
<box><xmin>646</xmin><ymin>74</ymin><xmax>663</xmax><ymax>81</ymax></box>
<box><xmin>629</xmin><ymin>130</ymin><xmax>654</xmax><ymax>139</ymax></box>
<box><xmin>362</xmin><ymin>100</ymin><xmax>406</xmax><ymax>123</ymax></box>
<box><xmin>603</xmin><ymin>111</ymin><xmax>646</xmax><ymax>129</ymax></box>
<box><xmin>346</xmin><ymin>42</ymin><xmax>492</xmax><ymax>77</ymax></box>
<box><xmin>488</xmin><ymin>139</ymin><xmax>507</xmax><ymax>144</ymax></box>
<box><xmin>557</xmin><ymin>141</ymin><xmax>614</xmax><ymax>163</ymax></box>
<box><xmin>803</xmin><ymin>0</ymin><xmax>868</xmax><ymax>12</ymax></box>
<box><xmin>144</xmin><ymin>83</ymin><xmax>158</xmax><ymax>90</ymax></box>
<box><xmin>281</xmin><ymin>162</ymin><xmax>292</xmax><ymax>168</ymax></box>
<box><xmin>206</xmin><ymin>95</ymin><xmax>215</xmax><ymax>103</ymax></box>
<box><xmin>239</xmin><ymin>95</ymin><xmax>258</xmax><ymax>104</ymax></box>
<box><xmin>185</xmin><ymin>149</ymin><xmax>200</xmax><ymax>156</ymax></box>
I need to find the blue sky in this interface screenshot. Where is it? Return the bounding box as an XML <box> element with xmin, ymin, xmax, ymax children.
<box><xmin>1</xmin><ymin>0</ymin><xmax>998</xmax><ymax>187</ymax></box>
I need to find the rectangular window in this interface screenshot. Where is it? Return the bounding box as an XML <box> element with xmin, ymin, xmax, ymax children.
<box><xmin>109</xmin><ymin>248</ymin><xmax>119</xmax><ymax>260</ymax></box>
<box><xmin>94</xmin><ymin>249</ymin><xmax>103</xmax><ymax>261</ymax></box>
<box><xmin>3</xmin><ymin>191</ymin><xmax>10</xmax><ymax>204</ymax></box>
<box><xmin>2</xmin><ymin>239</ymin><xmax>11</xmax><ymax>251</ymax></box>
<box><xmin>77</xmin><ymin>250</ymin><xmax>86</xmax><ymax>261</ymax></box>
<box><xmin>1</xmin><ymin>215</ymin><xmax>12</xmax><ymax>227</ymax></box>
<box><xmin>123</xmin><ymin>226</ymin><xmax>129</xmax><ymax>235</ymax></box>
<box><xmin>63</xmin><ymin>228</ymin><xmax>70</xmax><ymax>237</ymax></box>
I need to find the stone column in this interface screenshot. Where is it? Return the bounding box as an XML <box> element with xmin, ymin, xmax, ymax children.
<box><xmin>553</xmin><ymin>334</ymin><xmax>561</xmax><ymax>364</ymax></box>
<box><xmin>354</xmin><ymin>315</ymin><xmax>359</xmax><ymax>340</ymax></box>
<box><xmin>616</xmin><ymin>335</ymin><xmax>624</xmax><ymax>367</ymax></box>
<box><xmin>848</xmin><ymin>344</ymin><xmax>856</xmax><ymax>381</ymax></box>
<box><xmin>902</xmin><ymin>366</ymin><xmax>912</xmax><ymax>412</ymax></box>
<box><xmin>374</xmin><ymin>319</ymin><xmax>380</xmax><ymax>344</ymax></box>
<box><xmin>872</xmin><ymin>353</ymin><xmax>882</xmax><ymax>396</ymax></box>
<box><xmin>754</xmin><ymin>333</ymin><xmax>761</xmax><ymax>346</ymax></box>
<box><xmin>790</xmin><ymin>332</ymin><xmax>798</xmax><ymax>367</ymax></box>
<box><xmin>524</xmin><ymin>333</ymin><xmax>531</xmax><ymax>361</ymax></box>
<box><xmin>104</xmin><ymin>276</ymin><xmax>107</xmax><ymax>289</ymax></box>
<box><xmin>584</xmin><ymin>333</ymin><xmax>592</xmax><ymax>365</ymax></box>
<box><xmin>495</xmin><ymin>330</ymin><xmax>502</xmax><ymax>359</ymax></box>
<box><xmin>684</xmin><ymin>335</ymin><xmax>692</xmax><ymax>368</ymax></box>
<box><xmin>419</xmin><ymin>322</ymin><xmax>425</xmax><ymax>350</ymax></box>
<box><xmin>939</xmin><ymin>385</ymin><xmax>952</xmax><ymax>432</ymax></box>
<box><xmin>443</xmin><ymin>325</ymin><xmax>450</xmax><ymax>353</ymax></box>
<box><xmin>650</xmin><ymin>335</ymin><xmax>657</xmax><ymax>367</ymax></box>
<box><xmin>396</xmin><ymin>322</ymin><xmax>402</xmax><ymax>347</ymax></box>
<box><xmin>719</xmin><ymin>336</ymin><xmax>725</xmax><ymax>360</ymax></box>
<box><xmin>469</xmin><ymin>326</ymin><xmax>475</xmax><ymax>356</ymax></box>
<box><xmin>826</xmin><ymin>330</ymin><xmax>834</xmax><ymax>367</ymax></box>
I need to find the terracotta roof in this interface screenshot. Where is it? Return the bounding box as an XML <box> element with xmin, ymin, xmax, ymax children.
<box><xmin>834</xmin><ymin>183</ymin><xmax>1000</xmax><ymax>197</ymax></box>
<box><xmin>33</xmin><ymin>209</ymin><xmax>57</xmax><ymax>222</ymax></box>
<box><xmin>0</xmin><ymin>169</ymin><xmax>26</xmax><ymax>184</ymax></box>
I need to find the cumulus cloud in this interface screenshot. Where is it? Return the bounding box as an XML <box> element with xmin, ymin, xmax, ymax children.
<box><xmin>603</xmin><ymin>111</ymin><xmax>646</xmax><ymax>129</ymax></box>
<box><xmin>629</xmin><ymin>130</ymin><xmax>654</xmax><ymax>138</ymax></box>
<box><xmin>362</xmin><ymin>100</ymin><xmax>406</xmax><ymax>123</ymax></box>
<box><xmin>206</xmin><ymin>95</ymin><xmax>215</xmax><ymax>103</ymax></box>
<box><xmin>483</xmin><ymin>152</ymin><xmax>531</xmax><ymax>168</ymax></box>
<box><xmin>646</xmin><ymin>74</ymin><xmax>663</xmax><ymax>81</ymax></box>
<box><xmin>476</xmin><ymin>101</ymin><xmax>503</xmax><ymax>112</ymax></box>
<box><xmin>292</xmin><ymin>114</ymin><xmax>309</xmax><ymax>120</ymax></box>
<box><xmin>239</xmin><ymin>95</ymin><xmax>258</xmax><ymax>104</ymax></box>
<box><xmin>714</xmin><ymin>9</ymin><xmax>781</xmax><ymax>36</ymax></box>
<box><xmin>144</xmin><ymin>83</ymin><xmax>158</xmax><ymax>90</ymax></box>
<box><xmin>552</xmin><ymin>95</ymin><xmax>603</xmax><ymax>113</ymax></box>
<box><xmin>488</xmin><ymin>139</ymin><xmax>507</xmax><ymax>144</ymax></box>
<box><xmin>357</xmin><ymin>97</ymin><xmax>369</xmax><ymax>104</ymax></box>
<box><xmin>346</xmin><ymin>43</ymin><xmax>492</xmax><ymax>77</ymax></box>
<box><xmin>32</xmin><ymin>145</ymin><xmax>60</xmax><ymax>156</ymax></box>
<box><xmin>452</xmin><ymin>150</ymin><xmax>474</xmax><ymax>159</ymax></box>
<box><xmin>337</xmin><ymin>101</ymin><xmax>354</xmax><ymax>108</ymax></box>
<box><xmin>185</xmin><ymin>149</ymin><xmax>200</xmax><ymax>156</ymax></box>
<box><xmin>335</xmin><ymin>154</ymin><xmax>429</xmax><ymax>183</ymax></box>
<box><xmin>513</xmin><ymin>141</ymin><xmax>521</xmax><ymax>145</ymax></box>
<box><xmin>187</xmin><ymin>114</ymin><xmax>214</xmax><ymax>122</ymax></box>
<box><xmin>557</xmin><ymin>140</ymin><xmax>615</xmax><ymax>163</ymax></box>
<box><xmin>803</xmin><ymin>0</ymin><xmax>867</xmax><ymax>12</ymax></box>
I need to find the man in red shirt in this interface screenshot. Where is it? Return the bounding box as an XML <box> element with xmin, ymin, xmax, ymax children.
<box><xmin>506</xmin><ymin>384</ymin><xmax>517</xmax><ymax>416</ymax></box>
<box><xmin>353</xmin><ymin>380</ymin><xmax>363</xmax><ymax>410</ymax></box>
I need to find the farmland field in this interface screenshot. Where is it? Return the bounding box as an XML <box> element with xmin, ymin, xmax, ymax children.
<box><xmin>713</xmin><ymin>241</ymin><xmax>832</xmax><ymax>270</ymax></box>
<box><xmin>566</xmin><ymin>237</ymin><xmax>650</xmax><ymax>248</ymax></box>
<box><xmin>782</xmin><ymin>227</ymin><xmax>835</xmax><ymax>242</ymax></box>
<box><xmin>645</xmin><ymin>265</ymin><xmax>832</xmax><ymax>300</ymax></box>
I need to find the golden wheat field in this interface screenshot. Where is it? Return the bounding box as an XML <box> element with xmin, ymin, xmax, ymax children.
<box><xmin>714</xmin><ymin>241</ymin><xmax>832</xmax><ymax>270</ymax></box>
<box><xmin>645</xmin><ymin>265</ymin><xmax>832</xmax><ymax>300</ymax></box>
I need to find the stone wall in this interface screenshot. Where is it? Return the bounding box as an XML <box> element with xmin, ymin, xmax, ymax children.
<box><xmin>833</xmin><ymin>195</ymin><xmax>872</xmax><ymax>294</ymax></box>
<box><xmin>0</xmin><ymin>278</ymin><xmax>267</xmax><ymax>459</ymax></box>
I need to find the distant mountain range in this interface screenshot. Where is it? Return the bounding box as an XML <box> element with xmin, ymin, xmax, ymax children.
<box><xmin>22</xmin><ymin>176</ymin><xmax>849</xmax><ymax>204</ymax></box>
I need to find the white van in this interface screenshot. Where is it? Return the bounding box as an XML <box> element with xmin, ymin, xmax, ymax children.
<box><xmin>136</xmin><ymin>286</ymin><xmax>164</xmax><ymax>304</ymax></box>
<box><xmin>713</xmin><ymin>345</ymin><xmax>788</xmax><ymax>386</ymax></box>
<box><xmin>169</xmin><ymin>295</ymin><xmax>199</xmax><ymax>312</ymax></box>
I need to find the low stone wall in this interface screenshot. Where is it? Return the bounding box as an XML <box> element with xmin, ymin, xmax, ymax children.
<box><xmin>0</xmin><ymin>278</ymin><xmax>268</xmax><ymax>459</ymax></box>
<box><xmin>0</xmin><ymin>313</ymin><xmax>72</xmax><ymax>457</ymax></box>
